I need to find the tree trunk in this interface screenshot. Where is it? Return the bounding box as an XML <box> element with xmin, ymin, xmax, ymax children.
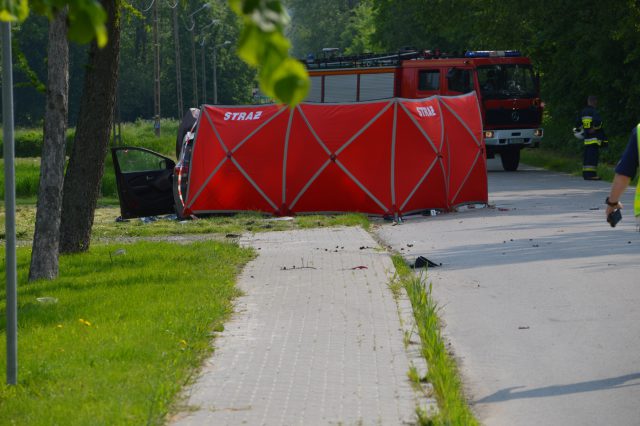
<box><xmin>59</xmin><ymin>0</ymin><xmax>121</xmax><ymax>254</ymax></box>
<box><xmin>28</xmin><ymin>10</ymin><xmax>69</xmax><ymax>281</ymax></box>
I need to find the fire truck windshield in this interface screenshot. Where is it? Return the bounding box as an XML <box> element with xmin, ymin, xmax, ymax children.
<box><xmin>477</xmin><ymin>64</ymin><xmax>536</xmax><ymax>99</ymax></box>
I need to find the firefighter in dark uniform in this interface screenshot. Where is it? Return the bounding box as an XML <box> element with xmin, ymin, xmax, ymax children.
<box><xmin>575</xmin><ymin>95</ymin><xmax>608</xmax><ymax>180</ymax></box>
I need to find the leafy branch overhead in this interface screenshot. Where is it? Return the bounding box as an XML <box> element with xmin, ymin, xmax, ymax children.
<box><xmin>0</xmin><ymin>0</ymin><xmax>107</xmax><ymax>47</ymax></box>
<box><xmin>229</xmin><ymin>0</ymin><xmax>309</xmax><ymax>106</ymax></box>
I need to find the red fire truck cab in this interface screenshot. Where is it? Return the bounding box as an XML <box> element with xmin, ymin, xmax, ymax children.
<box><xmin>305</xmin><ymin>50</ymin><xmax>543</xmax><ymax>171</ymax></box>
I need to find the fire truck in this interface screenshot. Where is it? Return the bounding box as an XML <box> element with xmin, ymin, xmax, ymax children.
<box><xmin>304</xmin><ymin>49</ymin><xmax>544</xmax><ymax>171</ymax></box>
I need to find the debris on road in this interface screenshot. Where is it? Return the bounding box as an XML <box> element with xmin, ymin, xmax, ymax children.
<box><xmin>412</xmin><ymin>256</ymin><xmax>442</xmax><ymax>269</ymax></box>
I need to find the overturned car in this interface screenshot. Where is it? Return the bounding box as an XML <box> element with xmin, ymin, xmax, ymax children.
<box><xmin>112</xmin><ymin>96</ymin><xmax>487</xmax><ymax>219</ymax></box>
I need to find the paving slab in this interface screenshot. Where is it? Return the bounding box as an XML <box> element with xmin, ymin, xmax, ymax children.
<box><xmin>376</xmin><ymin>159</ymin><xmax>640</xmax><ymax>426</ymax></box>
<box><xmin>171</xmin><ymin>226</ymin><xmax>431</xmax><ymax>425</ymax></box>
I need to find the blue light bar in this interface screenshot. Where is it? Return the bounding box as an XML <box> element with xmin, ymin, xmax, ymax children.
<box><xmin>465</xmin><ymin>50</ymin><xmax>521</xmax><ymax>58</ymax></box>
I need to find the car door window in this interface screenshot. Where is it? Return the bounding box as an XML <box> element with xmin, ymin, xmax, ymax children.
<box><xmin>418</xmin><ymin>70</ymin><xmax>440</xmax><ymax>91</ymax></box>
<box><xmin>447</xmin><ymin>68</ymin><xmax>473</xmax><ymax>93</ymax></box>
<box><xmin>116</xmin><ymin>149</ymin><xmax>169</xmax><ymax>173</ymax></box>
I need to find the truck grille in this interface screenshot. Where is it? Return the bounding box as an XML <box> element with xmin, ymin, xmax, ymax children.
<box><xmin>485</xmin><ymin>108</ymin><xmax>540</xmax><ymax>127</ymax></box>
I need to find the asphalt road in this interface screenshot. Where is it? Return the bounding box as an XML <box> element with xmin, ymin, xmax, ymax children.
<box><xmin>376</xmin><ymin>158</ymin><xmax>640</xmax><ymax>426</ymax></box>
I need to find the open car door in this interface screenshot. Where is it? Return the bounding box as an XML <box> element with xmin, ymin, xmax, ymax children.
<box><xmin>111</xmin><ymin>147</ymin><xmax>176</xmax><ymax>219</ymax></box>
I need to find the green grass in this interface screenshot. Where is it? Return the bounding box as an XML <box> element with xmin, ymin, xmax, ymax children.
<box><xmin>392</xmin><ymin>255</ymin><xmax>479</xmax><ymax>426</ymax></box>
<box><xmin>0</xmin><ymin>119</ymin><xmax>179</xmax><ymax>200</ymax></box>
<box><xmin>521</xmin><ymin>148</ymin><xmax>618</xmax><ymax>182</ymax></box>
<box><xmin>0</xmin><ymin>156</ymin><xmax>119</xmax><ymax>200</ymax></box>
<box><xmin>0</xmin><ymin>240</ymin><xmax>254</xmax><ymax>425</ymax></box>
<box><xmin>114</xmin><ymin>119</ymin><xmax>179</xmax><ymax>158</ymax></box>
<box><xmin>0</xmin><ymin>158</ymin><xmax>41</xmax><ymax>198</ymax></box>
<box><xmin>0</xmin><ymin>205</ymin><xmax>370</xmax><ymax>242</ymax></box>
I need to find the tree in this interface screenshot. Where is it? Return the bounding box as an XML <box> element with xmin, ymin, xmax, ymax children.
<box><xmin>58</xmin><ymin>0</ymin><xmax>310</xmax><ymax>253</ymax></box>
<box><xmin>286</xmin><ymin>0</ymin><xmax>363</xmax><ymax>58</ymax></box>
<box><xmin>59</xmin><ymin>0</ymin><xmax>121</xmax><ymax>253</ymax></box>
<box><xmin>339</xmin><ymin>0</ymin><xmax>380</xmax><ymax>55</ymax></box>
<box><xmin>12</xmin><ymin>0</ymin><xmax>108</xmax><ymax>281</ymax></box>
<box><xmin>28</xmin><ymin>8</ymin><xmax>68</xmax><ymax>280</ymax></box>
<box><xmin>286</xmin><ymin>0</ymin><xmax>351</xmax><ymax>57</ymax></box>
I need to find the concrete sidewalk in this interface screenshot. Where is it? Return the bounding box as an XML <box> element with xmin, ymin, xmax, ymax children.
<box><xmin>171</xmin><ymin>226</ymin><xmax>432</xmax><ymax>425</ymax></box>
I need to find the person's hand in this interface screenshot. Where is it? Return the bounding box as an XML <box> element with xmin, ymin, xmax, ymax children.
<box><xmin>606</xmin><ymin>201</ymin><xmax>622</xmax><ymax>217</ymax></box>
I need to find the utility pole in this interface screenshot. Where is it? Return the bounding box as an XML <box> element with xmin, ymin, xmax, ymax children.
<box><xmin>152</xmin><ymin>0</ymin><xmax>161</xmax><ymax>136</ymax></box>
<box><xmin>213</xmin><ymin>44</ymin><xmax>217</xmax><ymax>104</ymax></box>
<box><xmin>2</xmin><ymin>21</ymin><xmax>18</xmax><ymax>385</ymax></box>
<box><xmin>214</xmin><ymin>41</ymin><xmax>231</xmax><ymax>105</ymax></box>
<box><xmin>172</xmin><ymin>5</ymin><xmax>183</xmax><ymax>118</ymax></box>
<box><xmin>198</xmin><ymin>19</ymin><xmax>220</xmax><ymax>106</ymax></box>
<box><xmin>201</xmin><ymin>36</ymin><xmax>206</xmax><ymax>104</ymax></box>
<box><xmin>185</xmin><ymin>3</ymin><xmax>211</xmax><ymax>107</ymax></box>
<box><xmin>186</xmin><ymin>4</ymin><xmax>211</xmax><ymax>108</ymax></box>
<box><xmin>190</xmin><ymin>31</ymin><xmax>198</xmax><ymax>107</ymax></box>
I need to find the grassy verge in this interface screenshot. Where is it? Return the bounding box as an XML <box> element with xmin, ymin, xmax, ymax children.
<box><xmin>0</xmin><ymin>158</ymin><xmax>42</xmax><ymax>199</ymax></box>
<box><xmin>0</xmin><ymin>240</ymin><xmax>254</xmax><ymax>425</ymax></box>
<box><xmin>1</xmin><ymin>204</ymin><xmax>370</xmax><ymax>242</ymax></box>
<box><xmin>521</xmin><ymin>148</ymin><xmax>618</xmax><ymax>181</ymax></box>
<box><xmin>0</xmin><ymin>156</ymin><xmax>118</xmax><ymax>200</ymax></box>
<box><xmin>0</xmin><ymin>119</ymin><xmax>179</xmax><ymax>200</ymax></box>
<box><xmin>392</xmin><ymin>255</ymin><xmax>479</xmax><ymax>426</ymax></box>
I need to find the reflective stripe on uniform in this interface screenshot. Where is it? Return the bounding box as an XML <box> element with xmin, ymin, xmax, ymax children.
<box><xmin>582</xmin><ymin>166</ymin><xmax>597</xmax><ymax>172</ymax></box>
<box><xmin>635</xmin><ymin>124</ymin><xmax>640</xmax><ymax>217</ymax></box>
<box><xmin>584</xmin><ymin>138</ymin><xmax>601</xmax><ymax>146</ymax></box>
<box><xmin>582</xmin><ymin>116</ymin><xmax>593</xmax><ymax>129</ymax></box>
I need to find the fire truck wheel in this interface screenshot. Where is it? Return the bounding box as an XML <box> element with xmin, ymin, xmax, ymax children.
<box><xmin>500</xmin><ymin>147</ymin><xmax>521</xmax><ymax>171</ymax></box>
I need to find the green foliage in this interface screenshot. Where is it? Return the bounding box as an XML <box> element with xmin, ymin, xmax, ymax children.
<box><xmin>9</xmin><ymin>0</ymin><xmax>299</xmax><ymax>125</ymax></box>
<box><xmin>0</xmin><ymin>158</ymin><xmax>41</xmax><ymax>198</ymax></box>
<box><xmin>286</xmin><ymin>0</ymin><xmax>379</xmax><ymax>58</ymax></box>
<box><xmin>115</xmin><ymin>118</ymin><xmax>178</xmax><ymax>157</ymax></box>
<box><xmin>64</xmin><ymin>0</ymin><xmax>108</xmax><ymax>46</ymax></box>
<box><xmin>12</xmin><ymin>34</ymin><xmax>45</xmax><ymax>92</ymax></box>
<box><xmin>0</xmin><ymin>120</ymin><xmax>176</xmax><ymax>159</ymax></box>
<box><xmin>0</xmin><ymin>0</ymin><xmax>107</xmax><ymax>47</ymax></box>
<box><xmin>0</xmin><ymin>120</ymin><xmax>177</xmax><ymax>200</ymax></box>
<box><xmin>0</xmin><ymin>240</ymin><xmax>253</xmax><ymax>424</ymax></box>
<box><xmin>0</xmin><ymin>0</ymin><xmax>29</xmax><ymax>21</ymax></box>
<box><xmin>0</xmin><ymin>128</ymin><xmax>75</xmax><ymax>158</ymax></box>
<box><xmin>340</xmin><ymin>0</ymin><xmax>381</xmax><ymax>55</ymax></box>
<box><xmin>230</xmin><ymin>0</ymin><xmax>309</xmax><ymax>105</ymax></box>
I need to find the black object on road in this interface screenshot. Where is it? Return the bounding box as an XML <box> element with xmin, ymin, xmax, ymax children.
<box><xmin>413</xmin><ymin>256</ymin><xmax>441</xmax><ymax>269</ymax></box>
